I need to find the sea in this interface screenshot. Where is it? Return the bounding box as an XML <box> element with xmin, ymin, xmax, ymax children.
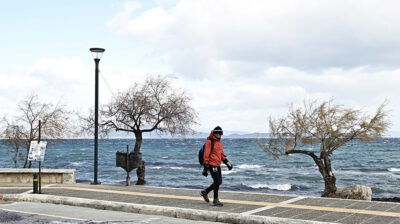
<box><xmin>0</xmin><ymin>138</ymin><xmax>399</xmax><ymax>198</ymax></box>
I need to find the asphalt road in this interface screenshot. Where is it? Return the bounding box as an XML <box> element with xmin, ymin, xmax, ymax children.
<box><xmin>0</xmin><ymin>202</ymin><xmax>222</xmax><ymax>224</ymax></box>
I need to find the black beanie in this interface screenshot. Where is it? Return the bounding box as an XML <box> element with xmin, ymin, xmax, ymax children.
<box><xmin>213</xmin><ymin>126</ymin><xmax>223</xmax><ymax>135</ymax></box>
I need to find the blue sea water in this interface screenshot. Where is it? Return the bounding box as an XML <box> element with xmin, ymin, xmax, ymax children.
<box><xmin>0</xmin><ymin>138</ymin><xmax>399</xmax><ymax>198</ymax></box>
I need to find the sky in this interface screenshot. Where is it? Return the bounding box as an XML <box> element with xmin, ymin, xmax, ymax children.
<box><xmin>1</xmin><ymin>0</ymin><xmax>400</xmax><ymax>135</ymax></box>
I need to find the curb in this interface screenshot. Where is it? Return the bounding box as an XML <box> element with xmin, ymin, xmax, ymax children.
<box><xmin>1</xmin><ymin>194</ymin><xmax>337</xmax><ymax>224</ymax></box>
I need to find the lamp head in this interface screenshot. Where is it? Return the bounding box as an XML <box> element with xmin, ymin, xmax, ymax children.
<box><xmin>90</xmin><ymin>48</ymin><xmax>105</xmax><ymax>60</ymax></box>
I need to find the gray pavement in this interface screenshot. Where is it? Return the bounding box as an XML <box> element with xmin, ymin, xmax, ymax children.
<box><xmin>0</xmin><ymin>202</ymin><xmax>223</xmax><ymax>223</ymax></box>
<box><xmin>1</xmin><ymin>183</ymin><xmax>399</xmax><ymax>224</ymax></box>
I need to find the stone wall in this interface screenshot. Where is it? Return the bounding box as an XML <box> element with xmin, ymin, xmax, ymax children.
<box><xmin>0</xmin><ymin>169</ymin><xmax>76</xmax><ymax>184</ymax></box>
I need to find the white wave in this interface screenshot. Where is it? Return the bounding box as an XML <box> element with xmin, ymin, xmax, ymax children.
<box><xmin>244</xmin><ymin>183</ymin><xmax>291</xmax><ymax>191</ymax></box>
<box><xmin>150</xmin><ymin>166</ymin><xmax>162</xmax><ymax>170</ymax></box>
<box><xmin>162</xmin><ymin>156</ymin><xmax>169</xmax><ymax>159</ymax></box>
<box><xmin>222</xmin><ymin>170</ymin><xmax>237</xmax><ymax>175</ymax></box>
<box><xmin>171</xmin><ymin>167</ymin><xmax>183</xmax><ymax>170</ymax></box>
<box><xmin>70</xmin><ymin>162</ymin><xmax>84</xmax><ymax>166</ymax></box>
<box><xmin>237</xmin><ymin>164</ymin><xmax>263</xmax><ymax>169</ymax></box>
<box><xmin>388</xmin><ymin>168</ymin><xmax>400</xmax><ymax>172</ymax></box>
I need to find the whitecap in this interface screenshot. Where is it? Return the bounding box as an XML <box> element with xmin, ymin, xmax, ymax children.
<box><xmin>222</xmin><ymin>170</ymin><xmax>237</xmax><ymax>175</ymax></box>
<box><xmin>150</xmin><ymin>166</ymin><xmax>162</xmax><ymax>170</ymax></box>
<box><xmin>237</xmin><ymin>164</ymin><xmax>263</xmax><ymax>169</ymax></box>
<box><xmin>162</xmin><ymin>156</ymin><xmax>169</xmax><ymax>159</ymax></box>
<box><xmin>244</xmin><ymin>183</ymin><xmax>291</xmax><ymax>191</ymax></box>
<box><xmin>70</xmin><ymin>162</ymin><xmax>83</xmax><ymax>166</ymax></box>
<box><xmin>171</xmin><ymin>167</ymin><xmax>184</xmax><ymax>170</ymax></box>
<box><xmin>388</xmin><ymin>168</ymin><xmax>400</xmax><ymax>172</ymax></box>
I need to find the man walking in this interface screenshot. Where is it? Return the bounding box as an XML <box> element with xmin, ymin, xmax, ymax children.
<box><xmin>200</xmin><ymin>126</ymin><xmax>233</xmax><ymax>206</ymax></box>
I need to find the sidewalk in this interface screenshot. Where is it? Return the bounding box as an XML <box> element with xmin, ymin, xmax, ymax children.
<box><xmin>1</xmin><ymin>183</ymin><xmax>399</xmax><ymax>224</ymax></box>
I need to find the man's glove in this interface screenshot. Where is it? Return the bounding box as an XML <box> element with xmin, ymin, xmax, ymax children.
<box><xmin>202</xmin><ymin>164</ymin><xmax>210</xmax><ymax>177</ymax></box>
<box><xmin>223</xmin><ymin>159</ymin><xmax>233</xmax><ymax>170</ymax></box>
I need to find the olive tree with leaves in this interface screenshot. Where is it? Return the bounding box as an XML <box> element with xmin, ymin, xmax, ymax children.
<box><xmin>257</xmin><ymin>100</ymin><xmax>390</xmax><ymax>198</ymax></box>
<box><xmin>82</xmin><ymin>75</ymin><xmax>197</xmax><ymax>185</ymax></box>
<box><xmin>1</xmin><ymin>94</ymin><xmax>71</xmax><ymax>168</ymax></box>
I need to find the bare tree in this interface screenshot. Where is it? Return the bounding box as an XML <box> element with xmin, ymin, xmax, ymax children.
<box><xmin>1</xmin><ymin>94</ymin><xmax>71</xmax><ymax>168</ymax></box>
<box><xmin>90</xmin><ymin>75</ymin><xmax>197</xmax><ymax>185</ymax></box>
<box><xmin>257</xmin><ymin>100</ymin><xmax>390</xmax><ymax>197</ymax></box>
<box><xmin>1</xmin><ymin>119</ymin><xmax>26</xmax><ymax>168</ymax></box>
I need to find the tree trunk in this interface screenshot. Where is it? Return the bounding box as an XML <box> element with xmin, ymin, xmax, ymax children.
<box><xmin>134</xmin><ymin>131</ymin><xmax>146</xmax><ymax>185</ymax></box>
<box><xmin>133</xmin><ymin>132</ymin><xmax>142</xmax><ymax>153</ymax></box>
<box><xmin>136</xmin><ymin>160</ymin><xmax>146</xmax><ymax>185</ymax></box>
<box><xmin>13</xmin><ymin>146</ymin><xmax>18</xmax><ymax>168</ymax></box>
<box><xmin>23</xmin><ymin>147</ymin><xmax>29</xmax><ymax>168</ymax></box>
<box><xmin>320</xmin><ymin>155</ymin><xmax>337</xmax><ymax>197</ymax></box>
<box><xmin>23</xmin><ymin>140</ymin><xmax>33</xmax><ymax>168</ymax></box>
<box><xmin>322</xmin><ymin>175</ymin><xmax>337</xmax><ymax>197</ymax></box>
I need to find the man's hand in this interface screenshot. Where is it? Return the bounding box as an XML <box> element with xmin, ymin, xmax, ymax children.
<box><xmin>223</xmin><ymin>159</ymin><xmax>233</xmax><ymax>170</ymax></box>
<box><xmin>202</xmin><ymin>164</ymin><xmax>209</xmax><ymax>177</ymax></box>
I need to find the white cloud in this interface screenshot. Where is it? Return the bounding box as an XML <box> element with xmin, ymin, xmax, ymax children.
<box><xmin>3</xmin><ymin>1</ymin><xmax>400</xmax><ymax>136</ymax></box>
<box><xmin>0</xmin><ymin>57</ymin><xmax>147</xmax><ymax>119</ymax></box>
<box><xmin>105</xmin><ymin>0</ymin><xmax>400</xmax><ymax>135</ymax></box>
<box><xmin>107</xmin><ymin>2</ymin><xmax>172</xmax><ymax>42</ymax></box>
<box><xmin>108</xmin><ymin>0</ymin><xmax>400</xmax><ymax>76</ymax></box>
<box><xmin>1</xmin><ymin>57</ymin><xmax>399</xmax><ymax>134</ymax></box>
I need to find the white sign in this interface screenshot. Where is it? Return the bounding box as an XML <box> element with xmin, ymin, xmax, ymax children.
<box><xmin>28</xmin><ymin>141</ymin><xmax>47</xmax><ymax>161</ymax></box>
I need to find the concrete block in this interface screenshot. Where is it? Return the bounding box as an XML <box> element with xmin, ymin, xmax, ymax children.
<box><xmin>0</xmin><ymin>168</ymin><xmax>76</xmax><ymax>184</ymax></box>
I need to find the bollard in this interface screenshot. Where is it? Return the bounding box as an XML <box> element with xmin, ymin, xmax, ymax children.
<box><xmin>33</xmin><ymin>174</ymin><xmax>38</xmax><ymax>194</ymax></box>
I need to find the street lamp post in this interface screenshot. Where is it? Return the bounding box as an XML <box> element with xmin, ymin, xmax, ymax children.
<box><xmin>90</xmin><ymin>47</ymin><xmax>105</xmax><ymax>185</ymax></box>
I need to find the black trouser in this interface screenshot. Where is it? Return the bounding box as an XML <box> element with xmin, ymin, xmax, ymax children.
<box><xmin>206</xmin><ymin>166</ymin><xmax>222</xmax><ymax>200</ymax></box>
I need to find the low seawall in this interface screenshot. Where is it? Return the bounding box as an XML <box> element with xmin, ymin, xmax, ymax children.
<box><xmin>0</xmin><ymin>168</ymin><xmax>75</xmax><ymax>184</ymax></box>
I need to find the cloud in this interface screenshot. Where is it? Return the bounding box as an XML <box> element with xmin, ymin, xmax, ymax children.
<box><xmin>179</xmin><ymin>67</ymin><xmax>400</xmax><ymax>132</ymax></box>
<box><xmin>0</xmin><ymin>57</ymin><xmax>147</xmax><ymax>119</ymax></box>
<box><xmin>104</xmin><ymin>0</ymin><xmax>400</xmax><ymax>134</ymax></box>
<box><xmin>107</xmin><ymin>2</ymin><xmax>172</xmax><ymax>43</ymax></box>
<box><xmin>108</xmin><ymin>0</ymin><xmax>400</xmax><ymax>77</ymax></box>
<box><xmin>3</xmin><ymin>1</ymin><xmax>399</xmax><ymax>136</ymax></box>
<box><xmin>1</xmin><ymin>57</ymin><xmax>399</xmax><ymax>134</ymax></box>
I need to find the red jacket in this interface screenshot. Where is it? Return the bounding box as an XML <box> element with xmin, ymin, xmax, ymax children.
<box><xmin>203</xmin><ymin>131</ymin><xmax>226</xmax><ymax>167</ymax></box>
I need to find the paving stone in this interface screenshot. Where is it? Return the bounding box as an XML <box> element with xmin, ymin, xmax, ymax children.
<box><xmin>253</xmin><ymin>207</ymin><xmax>292</xmax><ymax>216</ymax></box>
<box><xmin>219</xmin><ymin>192</ymin><xmax>295</xmax><ymax>203</ymax></box>
<box><xmin>387</xmin><ymin>205</ymin><xmax>400</xmax><ymax>213</ymax></box>
<box><xmin>295</xmin><ymin>210</ymin><xmax>331</xmax><ymax>220</ymax></box>
<box><xmin>361</xmin><ymin>215</ymin><xmax>400</xmax><ymax>224</ymax></box>
<box><xmin>4</xmin><ymin>184</ymin><xmax>400</xmax><ymax>224</ymax></box>
<box><xmin>291</xmin><ymin>197</ymin><xmax>337</xmax><ymax>207</ymax></box>
<box><xmin>45</xmin><ymin>188</ymin><xmax>260</xmax><ymax>213</ymax></box>
<box><xmin>328</xmin><ymin>200</ymin><xmax>365</xmax><ymax>208</ymax></box>
<box><xmin>344</xmin><ymin>201</ymin><xmax>375</xmax><ymax>210</ymax></box>
<box><xmin>366</xmin><ymin>202</ymin><xmax>400</xmax><ymax>212</ymax></box>
<box><xmin>310</xmin><ymin>211</ymin><xmax>351</xmax><ymax>222</ymax></box>
<box><xmin>390</xmin><ymin>219</ymin><xmax>400</xmax><ymax>224</ymax></box>
<box><xmin>268</xmin><ymin>208</ymin><xmax>310</xmax><ymax>218</ymax></box>
<box><xmin>337</xmin><ymin>214</ymin><xmax>376</xmax><ymax>224</ymax></box>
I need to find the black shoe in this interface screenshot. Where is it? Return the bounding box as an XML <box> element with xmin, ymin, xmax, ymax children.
<box><xmin>200</xmin><ymin>190</ymin><xmax>209</xmax><ymax>203</ymax></box>
<box><xmin>213</xmin><ymin>199</ymin><xmax>223</xmax><ymax>206</ymax></box>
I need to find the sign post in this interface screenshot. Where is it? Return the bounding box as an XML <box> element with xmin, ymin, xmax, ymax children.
<box><xmin>28</xmin><ymin>121</ymin><xmax>47</xmax><ymax>194</ymax></box>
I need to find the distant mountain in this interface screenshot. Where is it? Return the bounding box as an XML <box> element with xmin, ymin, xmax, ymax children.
<box><xmin>106</xmin><ymin>130</ymin><xmax>269</xmax><ymax>139</ymax></box>
<box><xmin>225</xmin><ymin>132</ymin><xmax>270</xmax><ymax>138</ymax></box>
